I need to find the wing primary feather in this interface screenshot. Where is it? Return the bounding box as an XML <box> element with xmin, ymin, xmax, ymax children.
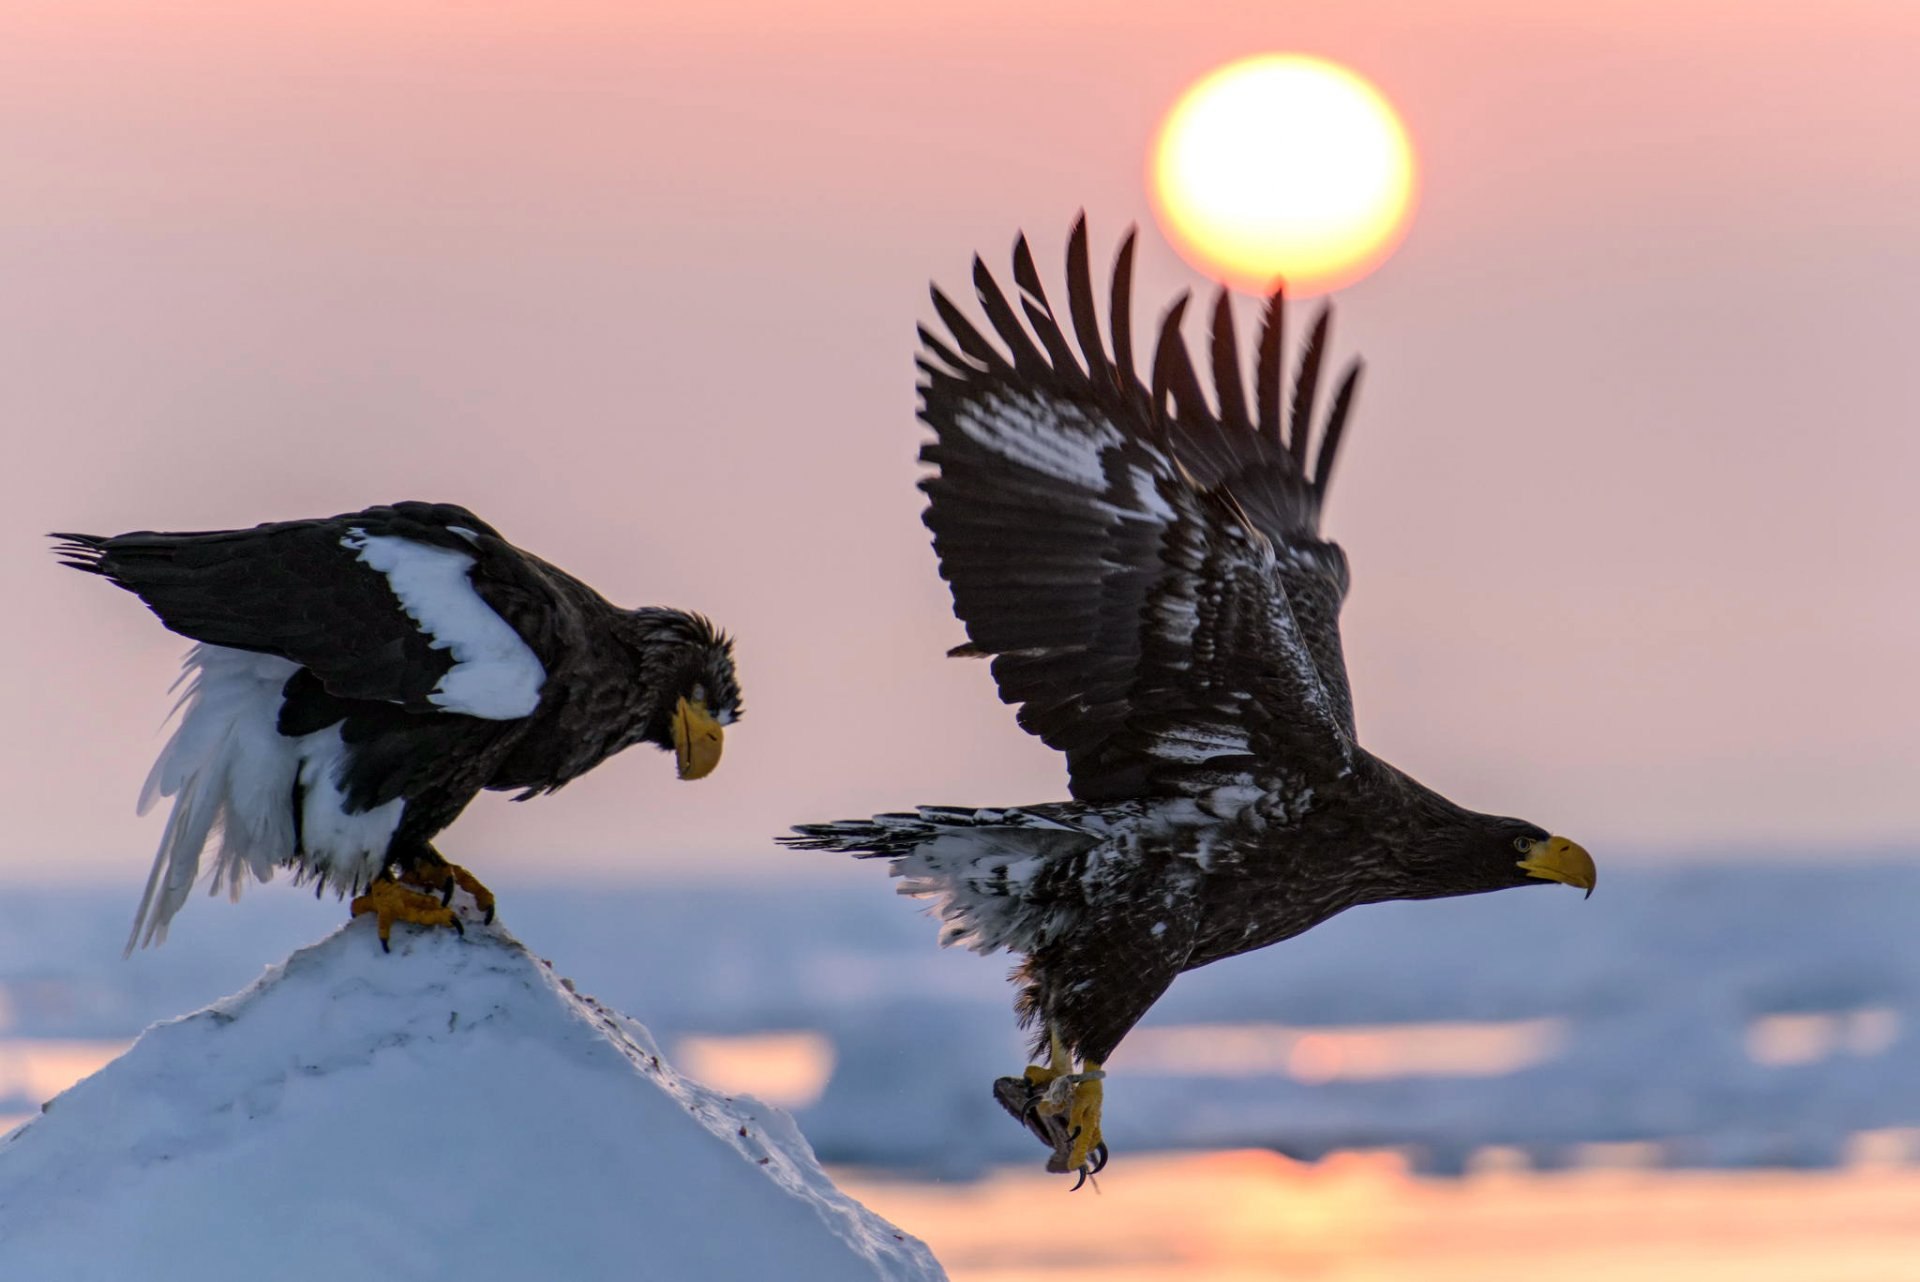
<box><xmin>1312</xmin><ymin>361</ymin><xmax>1364</xmax><ymax>503</ymax></box>
<box><xmin>1110</xmin><ymin>228</ymin><xmax>1140</xmax><ymax>397</ymax></box>
<box><xmin>913</xmin><ymin>216</ymin><xmax>1363</xmax><ymax>805</ymax></box>
<box><xmin>1152</xmin><ymin>294</ymin><xmax>1209</xmax><ymax>428</ymax></box>
<box><xmin>1210</xmin><ymin>291</ymin><xmax>1252</xmax><ymax>432</ymax></box>
<box><xmin>1152</xmin><ymin>289</ymin><xmax>1182</xmax><ymax>426</ymax></box>
<box><xmin>916</xmin><ymin>324</ymin><xmax>969</xmax><ymax>376</ymax></box>
<box><xmin>906</xmin><ymin>216</ymin><xmax>1359</xmax><ymax>806</ymax></box>
<box><xmin>1064</xmin><ymin>214</ymin><xmax>1111</xmax><ymax>391</ymax></box>
<box><xmin>1289</xmin><ymin>304</ymin><xmax>1332</xmax><ymax>467</ymax></box>
<box><xmin>1010</xmin><ymin>234</ymin><xmax>1084</xmax><ymax>380</ymax></box>
<box><xmin>1010</xmin><ymin>233</ymin><xmax>1047</xmax><ymax>301</ymax></box>
<box><xmin>930</xmin><ymin>285</ymin><xmax>1008</xmax><ymax>373</ymax></box>
<box><xmin>971</xmin><ymin>256</ymin><xmax>1050</xmax><ymax>377</ymax></box>
<box><xmin>1256</xmin><ymin>288</ymin><xmax>1286</xmax><ymax>447</ymax></box>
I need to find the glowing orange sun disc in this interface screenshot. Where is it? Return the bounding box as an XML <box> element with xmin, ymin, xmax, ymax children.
<box><xmin>1150</xmin><ymin>54</ymin><xmax>1417</xmax><ymax>297</ymax></box>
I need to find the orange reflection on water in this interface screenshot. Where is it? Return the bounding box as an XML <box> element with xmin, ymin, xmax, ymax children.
<box><xmin>840</xmin><ymin>1149</ymin><xmax>1920</xmax><ymax>1282</ymax></box>
<box><xmin>0</xmin><ymin>1038</ymin><xmax>128</xmax><ymax>1103</ymax></box>
<box><xmin>1746</xmin><ymin>1008</ymin><xmax>1900</xmax><ymax>1066</ymax></box>
<box><xmin>0</xmin><ymin>1037</ymin><xmax>129</xmax><ymax>1139</ymax></box>
<box><xmin>670</xmin><ymin>1030</ymin><xmax>835</xmax><ymax>1109</ymax></box>
<box><xmin>1114</xmin><ymin>1018</ymin><xmax>1563</xmax><ymax>1083</ymax></box>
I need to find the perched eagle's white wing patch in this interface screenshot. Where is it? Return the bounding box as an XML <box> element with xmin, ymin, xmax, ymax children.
<box><xmin>341</xmin><ymin>530</ymin><xmax>545</xmax><ymax>720</ymax></box>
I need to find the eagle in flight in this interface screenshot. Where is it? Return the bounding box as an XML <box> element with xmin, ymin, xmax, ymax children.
<box><xmin>56</xmin><ymin>502</ymin><xmax>740</xmax><ymax>952</ymax></box>
<box><xmin>784</xmin><ymin>218</ymin><xmax>1595</xmax><ymax>1185</ymax></box>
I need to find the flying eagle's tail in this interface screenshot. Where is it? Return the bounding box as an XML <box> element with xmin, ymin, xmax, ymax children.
<box><xmin>780</xmin><ymin>810</ymin><xmax>957</xmax><ymax>860</ymax></box>
<box><xmin>781</xmin><ymin>807</ymin><xmax>1100</xmax><ymax>955</ymax></box>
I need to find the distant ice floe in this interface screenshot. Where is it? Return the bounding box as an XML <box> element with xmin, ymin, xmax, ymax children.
<box><xmin>0</xmin><ymin>861</ymin><xmax>1917</xmax><ymax>1180</ymax></box>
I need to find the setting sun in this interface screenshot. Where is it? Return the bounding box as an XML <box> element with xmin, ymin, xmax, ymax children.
<box><xmin>1151</xmin><ymin>54</ymin><xmax>1417</xmax><ymax>296</ymax></box>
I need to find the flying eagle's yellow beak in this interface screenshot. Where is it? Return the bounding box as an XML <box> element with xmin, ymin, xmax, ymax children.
<box><xmin>672</xmin><ymin>697</ymin><xmax>725</xmax><ymax>781</ymax></box>
<box><xmin>1517</xmin><ymin>836</ymin><xmax>1596</xmax><ymax>898</ymax></box>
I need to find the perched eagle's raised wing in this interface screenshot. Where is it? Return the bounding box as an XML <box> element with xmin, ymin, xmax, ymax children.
<box><xmin>918</xmin><ymin>218</ymin><xmax>1364</xmax><ymax>803</ymax></box>
<box><xmin>53</xmin><ymin>502</ymin><xmax>569</xmax><ymax>721</ymax></box>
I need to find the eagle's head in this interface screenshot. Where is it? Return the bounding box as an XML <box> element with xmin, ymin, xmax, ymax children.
<box><xmin>1365</xmin><ymin>764</ymin><xmax>1595</xmax><ymax>903</ymax></box>
<box><xmin>1372</xmin><ymin>794</ymin><xmax>1594</xmax><ymax>905</ymax></box>
<box><xmin>1447</xmin><ymin>816</ymin><xmax>1595</xmax><ymax>899</ymax></box>
<box><xmin>619</xmin><ymin>609</ymin><xmax>741</xmax><ymax>781</ymax></box>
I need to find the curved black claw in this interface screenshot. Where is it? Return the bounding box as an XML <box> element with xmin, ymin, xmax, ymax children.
<box><xmin>379</xmin><ymin>936</ymin><xmax>391</xmax><ymax>955</ymax></box>
<box><xmin>439</xmin><ymin>883</ymin><xmax>455</xmax><ymax>907</ymax></box>
<box><xmin>482</xmin><ymin>904</ymin><xmax>496</xmax><ymax>926</ymax></box>
<box><xmin>450</xmin><ymin>915</ymin><xmax>465</xmax><ymax>937</ymax></box>
<box><xmin>994</xmin><ymin>1073</ymin><xmax>1106</xmax><ymax>1184</ymax></box>
<box><xmin>1065</xmin><ymin>1129</ymin><xmax>1109</xmax><ymax>1190</ymax></box>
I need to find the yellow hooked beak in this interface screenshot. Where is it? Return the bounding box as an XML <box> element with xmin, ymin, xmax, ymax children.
<box><xmin>671</xmin><ymin>697</ymin><xmax>725</xmax><ymax>781</ymax></box>
<box><xmin>1517</xmin><ymin>836</ymin><xmax>1595</xmax><ymax>898</ymax></box>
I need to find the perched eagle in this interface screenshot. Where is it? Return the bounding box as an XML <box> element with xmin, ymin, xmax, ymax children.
<box><xmin>784</xmin><ymin>218</ymin><xmax>1594</xmax><ymax>1185</ymax></box>
<box><xmin>55</xmin><ymin>502</ymin><xmax>740</xmax><ymax>952</ymax></box>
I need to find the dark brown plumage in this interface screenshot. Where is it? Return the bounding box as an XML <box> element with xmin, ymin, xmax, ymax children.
<box><xmin>56</xmin><ymin>501</ymin><xmax>740</xmax><ymax>949</ymax></box>
<box><xmin>783</xmin><ymin>217</ymin><xmax>1594</xmax><ymax>1181</ymax></box>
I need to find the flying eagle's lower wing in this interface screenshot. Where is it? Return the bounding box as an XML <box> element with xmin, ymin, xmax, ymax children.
<box><xmin>52</xmin><ymin>502</ymin><xmax>567</xmax><ymax>721</ymax></box>
<box><xmin>918</xmin><ymin>218</ymin><xmax>1364</xmax><ymax>803</ymax></box>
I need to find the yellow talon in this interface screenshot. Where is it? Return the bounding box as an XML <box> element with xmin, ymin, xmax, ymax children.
<box><xmin>1064</xmin><ymin>1063</ymin><xmax>1104</xmax><ymax>1172</ymax></box>
<box><xmin>995</xmin><ymin>1030</ymin><xmax>1112</xmax><ymax>1183</ymax></box>
<box><xmin>350</xmin><ymin>878</ymin><xmax>462</xmax><ymax>951</ymax></box>
<box><xmin>1022</xmin><ymin>1031</ymin><xmax>1106</xmax><ymax>1180</ymax></box>
<box><xmin>401</xmin><ymin>859</ymin><xmax>497</xmax><ymax>923</ymax></box>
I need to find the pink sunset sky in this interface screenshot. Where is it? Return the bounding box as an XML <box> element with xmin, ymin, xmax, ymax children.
<box><xmin>1</xmin><ymin>0</ymin><xmax>1915</xmax><ymax>883</ymax></box>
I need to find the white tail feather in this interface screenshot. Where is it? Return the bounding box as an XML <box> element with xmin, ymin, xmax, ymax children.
<box><xmin>128</xmin><ymin>645</ymin><xmax>401</xmax><ymax>952</ymax></box>
<box><xmin>886</xmin><ymin>815</ymin><xmax>1095</xmax><ymax>956</ymax></box>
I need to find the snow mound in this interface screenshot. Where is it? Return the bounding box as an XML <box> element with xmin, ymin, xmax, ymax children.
<box><xmin>0</xmin><ymin>917</ymin><xmax>945</xmax><ymax>1282</ymax></box>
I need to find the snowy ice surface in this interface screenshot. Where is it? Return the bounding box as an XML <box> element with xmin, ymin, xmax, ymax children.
<box><xmin>0</xmin><ymin>919</ymin><xmax>944</xmax><ymax>1282</ymax></box>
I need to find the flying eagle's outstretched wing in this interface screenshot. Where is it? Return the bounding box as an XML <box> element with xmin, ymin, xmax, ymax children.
<box><xmin>53</xmin><ymin>502</ymin><xmax>571</xmax><ymax>722</ymax></box>
<box><xmin>918</xmin><ymin>216</ymin><xmax>1364</xmax><ymax>803</ymax></box>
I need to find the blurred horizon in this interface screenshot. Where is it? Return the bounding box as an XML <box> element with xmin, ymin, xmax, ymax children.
<box><xmin>9</xmin><ymin>861</ymin><xmax>1920</xmax><ymax>1176</ymax></box>
<box><xmin>1</xmin><ymin>838</ymin><xmax>1913</xmax><ymax>888</ymax></box>
<box><xmin>10</xmin><ymin>865</ymin><xmax>1920</xmax><ymax>1276</ymax></box>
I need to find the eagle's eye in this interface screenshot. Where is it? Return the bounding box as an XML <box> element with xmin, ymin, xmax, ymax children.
<box><xmin>1512</xmin><ymin>836</ymin><xmax>1533</xmax><ymax>853</ymax></box>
